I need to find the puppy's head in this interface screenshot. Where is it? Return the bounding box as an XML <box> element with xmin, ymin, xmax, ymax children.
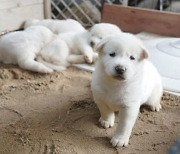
<box><xmin>95</xmin><ymin>33</ymin><xmax>149</xmax><ymax>81</ymax></box>
<box><xmin>88</xmin><ymin>23</ymin><xmax>121</xmax><ymax>49</ymax></box>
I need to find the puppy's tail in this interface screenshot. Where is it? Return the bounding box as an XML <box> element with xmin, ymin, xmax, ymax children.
<box><xmin>36</xmin><ymin>57</ymin><xmax>67</xmax><ymax>72</ymax></box>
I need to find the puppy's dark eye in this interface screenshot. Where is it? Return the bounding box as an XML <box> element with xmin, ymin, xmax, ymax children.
<box><xmin>109</xmin><ymin>52</ymin><xmax>116</xmax><ymax>57</ymax></box>
<box><xmin>130</xmin><ymin>55</ymin><xmax>135</xmax><ymax>60</ymax></box>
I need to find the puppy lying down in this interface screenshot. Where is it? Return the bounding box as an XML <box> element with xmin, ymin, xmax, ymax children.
<box><xmin>24</xmin><ymin>19</ymin><xmax>86</xmax><ymax>34</ymax></box>
<box><xmin>0</xmin><ymin>22</ymin><xmax>121</xmax><ymax>73</ymax></box>
<box><xmin>0</xmin><ymin>26</ymin><xmax>55</xmax><ymax>73</ymax></box>
<box><xmin>71</xmin><ymin>23</ymin><xmax>122</xmax><ymax>71</ymax></box>
<box><xmin>37</xmin><ymin>23</ymin><xmax>122</xmax><ymax>71</ymax></box>
<box><xmin>0</xmin><ymin>25</ymin><xmax>93</xmax><ymax>73</ymax></box>
<box><xmin>91</xmin><ymin>33</ymin><xmax>163</xmax><ymax>147</ymax></box>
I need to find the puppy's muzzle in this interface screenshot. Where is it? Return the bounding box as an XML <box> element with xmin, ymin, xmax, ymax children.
<box><xmin>115</xmin><ymin>65</ymin><xmax>126</xmax><ymax>75</ymax></box>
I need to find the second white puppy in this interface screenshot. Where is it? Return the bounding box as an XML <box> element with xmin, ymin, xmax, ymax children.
<box><xmin>38</xmin><ymin>23</ymin><xmax>122</xmax><ymax>67</ymax></box>
<box><xmin>0</xmin><ymin>26</ymin><xmax>55</xmax><ymax>73</ymax></box>
<box><xmin>24</xmin><ymin>19</ymin><xmax>85</xmax><ymax>34</ymax></box>
<box><xmin>91</xmin><ymin>33</ymin><xmax>163</xmax><ymax>147</ymax></box>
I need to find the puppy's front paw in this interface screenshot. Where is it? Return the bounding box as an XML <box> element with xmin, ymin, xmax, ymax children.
<box><xmin>99</xmin><ymin>117</ymin><xmax>114</xmax><ymax>129</ymax></box>
<box><xmin>150</xmin><ymin>103</ymin><xmax>162</xmax><ymax>112</ymax></box>
<box><xmin>84</xmin><ymin>56</ymin><xmax>93</xmax><ymax>64</ymax></box>
<box><xmin>38</xmin><ymin>66</ymin><xmax>53</xmax><ymax>73</ymax></box>
<box><xmin>43</xmin><ymin>68</ymin><xmax>53</xmax><ymax>74</ymax></box>
<box><xmin>110</xmin><ymin>136</ymin><xmax>129</xmax><ymax>147</ymax></box>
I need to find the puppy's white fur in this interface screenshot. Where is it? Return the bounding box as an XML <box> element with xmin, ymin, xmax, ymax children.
<box><xmin>36</xmin><ymin>30</ymin><xmax>97</xmax><ymax>69</ymax></box>
<box><xmin>57</xmin><ymin>30</ymin><xmax>98</xmax><ymax>64</ymax></box>
<box><xmin>37</xmin><ymin>38</ymin><xmax>71</xmax><ymax>71</ymax></box>
<box><xmin>38</xmin><ymin>23</ymin><xmax>122</xmax><ymax>67</ymax></box>
<box><xmin>0</xmin><ymin>26</ymin><xmax>55</xmax><ymax>73</ymax></box>
<box><xmin>24</xmin><ymin>19</ymin><xmax>85</xmax><ymax>34</ymax></box>
<box><xmin>91</xmin><ymin>33</ymin><xmax>163</xmax><ymax>147</ymax></box>
<box><xmin>88</xmin><ymin>23</ymin><xmax>121</xmax><ymax>48</ymax></box>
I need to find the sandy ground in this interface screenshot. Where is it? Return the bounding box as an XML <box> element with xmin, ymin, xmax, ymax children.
<box><xmin>0</xmin><ymin>64</ymin><xmax>179</xmax><ymax>154</ymax></box>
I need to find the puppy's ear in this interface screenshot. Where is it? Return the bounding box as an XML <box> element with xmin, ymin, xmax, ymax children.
<box><xmin>141</xmin><ymin>46</ymin><xmax>149</xmax><ymax>59</ymax></box>
<box><xmin>135</xmin><ymin>37</ymin><xmax>149</xmax><ymax>60</ymax></box>
<box><xmin>95</xmin><ymin>38</ymin><xmax>108</xmax><ymax>53</ymax></box>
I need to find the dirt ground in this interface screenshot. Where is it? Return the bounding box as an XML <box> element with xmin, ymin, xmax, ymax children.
<box><xmin>0</xmin><ymin>64</ymin><xmax>179</xmax><ymax>154</ymax></box>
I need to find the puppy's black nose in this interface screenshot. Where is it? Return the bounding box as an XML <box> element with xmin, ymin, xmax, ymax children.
<box><xmin>115</xmin><ymin>65</ymin><xmax>126</xmax><ymax>75</ymax></box>
<box><xmin>90</xmin><ymin>41</ymin><xmax>95</xmax><ymax>48</ymax></box>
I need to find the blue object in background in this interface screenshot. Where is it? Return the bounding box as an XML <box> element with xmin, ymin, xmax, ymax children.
<box><xmin>168</xmin><ymin>139</ymin><xmax>180</xmax><ymax>154</ymax></box>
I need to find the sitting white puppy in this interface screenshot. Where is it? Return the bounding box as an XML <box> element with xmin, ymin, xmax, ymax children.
<box><xmin>0</xmin><ymin>26</ymin><xmax>55</xmax><ymax>73</ymax></box>
<box><xmin>24</xmin><ymin>19</ymin><xmax>85</xmax><ymax>34</ymax></box>
<box><xmin>91</xmin><ymin>33</ymin><xmax>163</xmax><ymax>147</ymax></box>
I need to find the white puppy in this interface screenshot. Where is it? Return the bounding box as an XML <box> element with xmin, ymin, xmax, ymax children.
<box><xmin>36</xmin><ymin>30</ymin><xmax>96</xmax><ymax>70</ymax></box>
<box><xmin>0</xmin><ymin>26</ymin><xmax>55</xmax><ymax>73</ymax></box>
<box><xmin>91</xmin><ymin>33</ymin><xmax>163</xmax><ymax>147</ymax></box>
<box><xmin>24</xmin><ymin>19</ymin><xmax>85</xmax><ymax>34</ymax></box>
<box><xmin>56</xmin><ymin>30</ymin><xmax>98</xmax><ymax>64</ymax></box>
<box><xmin>54</xmin><ymin>23</ymin><xmax>121</xmax><ymax>64</ymax></box>
<box><xmin>38</xmin><ymin>23</ymin><xmax>122</xmax><ymax>68</ymax></box>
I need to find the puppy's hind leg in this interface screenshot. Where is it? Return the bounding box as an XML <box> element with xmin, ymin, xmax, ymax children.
<box><xmin>18</xmin><ymin>58</ymin><xmax>53</xmax><ymax>73</ymax></box>
<box><xmin>36</xmin><ymin>58</ymin><xmax>67</xmax><ymax>72</ymax></box>
<box><xmin>146</xmin><ymin>85</ymin><xmax>163</xmax><ymax>112</ymax></box>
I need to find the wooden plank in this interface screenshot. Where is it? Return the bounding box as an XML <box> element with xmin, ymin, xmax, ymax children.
<box><xmin>102</xmin><ymin>4</ymin><xmax>180</xmax><ymax>37</ymax></box>
<box><xmin>0</xmin><ymin>4</ymin><xmax>44</xmax><ymax>31</ymax></box>
<box><xmin>44</xmin><ymin>0</ymin><xmax>51</xmax><ymax>19</ymax></box>
<box><xmin>0</xmin><ymin>0</ymin><xmax>43</xmax><ymax>10</ymax></box>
